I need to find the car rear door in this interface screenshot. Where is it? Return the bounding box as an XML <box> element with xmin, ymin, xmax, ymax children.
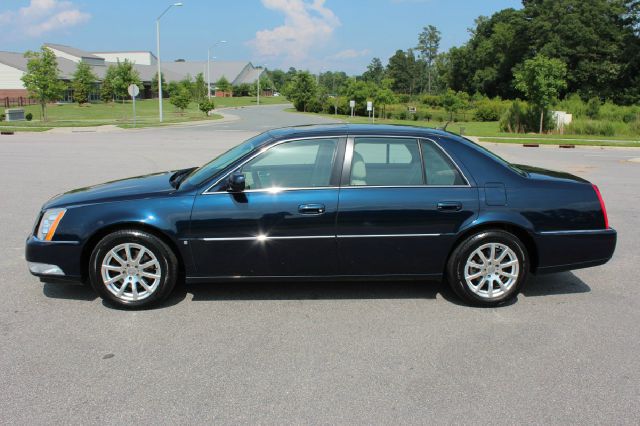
<box><xmin>188</xmin><ymin>137</ymin><xmax>345</xmax><ymax>278</ymax></box>
<box><xmin>336</xmin><ymin>136</ymin><xmax>479</xmax><ymax>276</ymax></box>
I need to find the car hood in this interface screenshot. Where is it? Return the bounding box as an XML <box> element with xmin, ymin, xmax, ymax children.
<box><xmin>514</xmin><ymin>164</ymin><xmax>589</xmax><ymax>184</ymax></box>
<box><xmin>43</xmin><ymin>170</ymin><xmax>180</xmax><ymax>209</ymax></box>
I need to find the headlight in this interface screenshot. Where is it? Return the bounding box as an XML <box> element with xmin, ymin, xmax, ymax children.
<box><xmin>36</xmin><ymin>208</ymin><xmax>66</xmax><ymax>241</ymax></box>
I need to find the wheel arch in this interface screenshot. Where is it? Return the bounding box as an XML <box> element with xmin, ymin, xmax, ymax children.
<box><xmin>446</xmin><ymin>222</ymin><xmax>539</xmax><ymax>273</ymax></box>
<box><xmin>80</xmin><ymin>222</ymin><xmax>186</xmax><ymax>282</ymax></box>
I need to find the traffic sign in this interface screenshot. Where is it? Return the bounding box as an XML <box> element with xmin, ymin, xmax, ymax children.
<box><xmin>128</xmin><ymin>84</ymin><xmax>140</xmax><ymax>98</ymax></box>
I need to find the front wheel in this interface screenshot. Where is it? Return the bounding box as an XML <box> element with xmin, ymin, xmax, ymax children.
<box><xmin>447</xmin><ymin>230</ymin><xmax>528</xmax><ymax>306</ymax></box>
<box><xmin>89</xmin><ymin>230</ymin><xmax>178</xmax><ymax>309</ymax></box>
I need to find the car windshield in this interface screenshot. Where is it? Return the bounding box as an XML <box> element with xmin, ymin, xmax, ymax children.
<box><xmin>182</xmin><ymin>133</ymin><xmax>271</xmax><ymax>186</ymax></box>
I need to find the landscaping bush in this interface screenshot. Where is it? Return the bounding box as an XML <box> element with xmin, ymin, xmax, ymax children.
<box><xmin>586</xmin><ymin>97</ymin><xmax>601</xmax><ymax>119</ymax></box>
<box><xmin>499</xmin><ymin>100</ymin><xmax>554</xmax><ymax>133</ymax></box>
<box><xmin>474</xmin><ymin>98</ymin><xmax>508</xmax><ymax>121</ymax></box>
<box><xmin>566</xmin><ymin>120</ymin><xmax>616</xmax><ymax>136</ymax></box>
<box><xmin>622</xmin><ymin>112</ymin><xmax>638</xmax><ymax>123</ymax></box>
<box><xmin>422</xmin><ymin>94</ymin><xmax>442</xmax><ymax>107</ymax></box>
<box><xmin>396</xmin><ymin>110</ymin><xmax>408</xmax><ymax>120</ymax></box>
<box><xmin>198</xmin><ymin>100</ymin><xmax>215</xmax><ymax>116</ymax></box>
<box><xmin>25</xmin><ymin>113</ymin><xmax>33</xmax><ymax>121</ymax></box>
<box><xmin>0</xmin><ymin>113</ymin><xmax>4</xmax><ymax>122</ymax></box>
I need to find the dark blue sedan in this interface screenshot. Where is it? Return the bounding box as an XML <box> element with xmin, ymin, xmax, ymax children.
<box><xmin>26</xmin><ymin>125</ymin><xmax>616</xmax><ymax>308</ymax></box>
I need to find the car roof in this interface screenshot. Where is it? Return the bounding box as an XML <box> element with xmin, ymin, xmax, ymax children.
<box><xmin>266</xmin><ymin>124</ymin><xmax>453</xmax><ymax>140</ymax></box>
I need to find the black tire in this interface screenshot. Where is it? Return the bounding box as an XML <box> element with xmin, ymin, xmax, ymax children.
<box><xmin>447</xmin><ymin>230</ymin><xmax>528</xmax><ymax>307</ymax></box>
<box><xmin>89</xmin><ymin>229</ymin><xmax>178</xmax><ymax>309</ymax></box>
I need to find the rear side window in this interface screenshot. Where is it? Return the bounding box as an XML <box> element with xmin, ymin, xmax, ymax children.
<box><xmin>420</xmin><ymin>140</ymin><xmax>466</xmax><ymax>186</ymax></box>
<box><xmin>350</xmin><ymin>138</ymin><xmax>423</xmax><ymax>186</ymax></box>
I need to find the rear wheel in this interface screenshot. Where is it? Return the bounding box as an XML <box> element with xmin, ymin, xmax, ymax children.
<box><xmin>89</xmin><ymin>230</ymin><xmax>178</xmax><ymax>309</ymax></box>
<box><xmin>447</xmin><ymin>230</ymin><xmax>528</xmax><ymax>306</ymax></box>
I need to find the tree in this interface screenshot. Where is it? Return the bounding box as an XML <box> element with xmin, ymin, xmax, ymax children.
<box><xmin>442</xmin><ymin>89</ymin><xmax>468</xmax><ymax>121</ymax></box>
<box><xmin>342</xmin><ymin>78</ymin><xmax>374</xmax><ymax>115</ymax></box>
<box><xmin>21</xmin><ymin>46</ymin><xmax>66</xmax><ymax>121</ymax></box>
<box><xmin>514</xmin><ymin>54</ymin><xmax>568</xmax><ymax>133</ymax></box>
<box><xmin>416</xmin><ymin>25</ymin><xmax>441</xmax><ymax>93</ymax></box>
<box><xmin>110</xmin><ymin>60</ymin><xmax>141</xmax><ymax>102</ymax></box>
<box><xmin>170</xmin><ymin>87</ymin><xmax>191</xmax><ymax>113</ymax></box>
<box><xmin>101</xmin><ymin>65</ymin><xmax>117</xmax><ymax>103</ymax></box>
<box><xmin>71</xmin><ymin>61</ymin><xmax>97</xmax><ymax>105</ymax></box>
<box><xmin>362</xmin><ymin>57</ymin><xmax>385</xmax><ymax>85</ymax></box>
<box><xmin>215</xmin><ymin>76</ymin><xmax>232</xmax><ymax>94</ymax></box>
<box><xmin>193</xmin><ymin>73</ymin><xmax>207</xmax><ymax>101</ymax></box>
<box><xmin>373</xmin><ymin>78</ymin><xmax>397</xmax><ymax>118</ymax></box>
<box><xmin>151</xmin><ymin>72</ymin><xmax>167</xmax><ymax>98</ymax></box>
<box><xmin>285</xmin><ymin>71</ymin><xmax>317</xmax><ymax>112</ymax></box>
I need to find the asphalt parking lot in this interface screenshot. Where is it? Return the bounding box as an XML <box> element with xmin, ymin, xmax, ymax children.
<box><xmin>1</xmin><ymin>105</ymin><xmax>639</xmax><ymax>424</ymax></box>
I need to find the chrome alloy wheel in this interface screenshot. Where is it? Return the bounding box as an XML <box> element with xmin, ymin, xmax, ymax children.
<box><xmin>100</xmin><ymin>243</ymin><xmax>161</xmax><ymax>302</ymax></box>
<box><xmin>464</xmin><ymin>242</ymin><xmax>519</xmax><ymax>299</ymax></box>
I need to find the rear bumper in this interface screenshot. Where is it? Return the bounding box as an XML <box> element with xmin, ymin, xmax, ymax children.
<box><xmin>25</xmin><ymin>236</ymin><xmax>84</xmax><ymax>283</ymax></box>
<box><xmin>533</xmin><ymin>228</ymin><xmax>616</xmax><ymax>274</ymax></box>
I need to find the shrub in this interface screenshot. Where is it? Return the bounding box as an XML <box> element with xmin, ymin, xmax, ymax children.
<box><xmin>198</xmin><ymin>100</ymin><xmax>215</xmax><ymax>116</ymax></box>
<box><xmin>396</xmin><ymin>110</ymin><xmax>408</xmax><ymax>120</ymax></box>
<box><xmin>398</xmin><ymin>94</ymin><xmax>411</xmax><ymax>103</ymax></box>
<box><xmin>25</xmin><ymin>113</ymin><xmax>33</xmax><ymax>121</ymax></box>
<box><xmin>500</xmin><ymin>100</ymin><xmax>554</xmax><ymax>133</ymax></box>
<box><xmin>422</xmin><ymin>94</ymin><xmax>442</xmax><ymax>107</ymax></box>
<box><xmin>474</xmin><ymin>99</ymin><xmax>505</xmax><ymax>121</ymax></box>
<box><xmin>423</xmin><ymin>111</ymin><xmax>433</xmax><ymax>121</ymax></box>
<box><xmin>170</xmin><ymin>87</ymin><xmax>191</xmax><ymax>112</ymax></box>
<box><xmin>0</xmin><ymin>113</ymin><xmax>4</xmax><ymax>121</ymax></box>
<box><xmin>622</xmin><ymin>112</ymin><xmax>638</xmax><ymax>123</ymax></box>
<box><xmin>566</xmin><ymin>120</ymin><xmax>616</xmax><ymax>136</ymax></box>
<box><xmin>586</xmin><ymin>97</ymin><xmax>601</xmax><ymax>119</ymax></box>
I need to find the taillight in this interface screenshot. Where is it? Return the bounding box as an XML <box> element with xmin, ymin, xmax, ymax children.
<box><xmin>592</xmin><ymin>184</ymin><xmax>609</xmax><ymax>229</ymax></box>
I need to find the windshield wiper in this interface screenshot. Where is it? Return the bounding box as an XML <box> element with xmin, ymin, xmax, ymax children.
<box><xmin>170</xmin><ymin>167</ymin><xmax>197</xmax><ymax>189</ymax></box>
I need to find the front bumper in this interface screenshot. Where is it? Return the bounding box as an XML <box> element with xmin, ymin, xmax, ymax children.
<box><xmin>534</xmin><ymin>228</ymin><xmax>617</xmax><ymax>274</ymax></box>
<box><xmin>25</xmin><ymin>236</ymin><xmax>83</xmax><ymax>283</ymax></box>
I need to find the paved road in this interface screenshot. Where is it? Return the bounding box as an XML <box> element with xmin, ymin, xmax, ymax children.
<box><xmin>1</xmin><ymin>105</ymin><xmax>639</xmax><ymax>424</ymax></box>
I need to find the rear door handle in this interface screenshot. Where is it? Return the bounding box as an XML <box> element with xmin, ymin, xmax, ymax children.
<box><xmin>298</xmin><ymin>203</ymin><xmax>325</xmax><ymax>215</ymax></box>
<box><xmin>437</xmin><ymin>201</ymin><xmax>462</xmax><ymax>212</ymax></box>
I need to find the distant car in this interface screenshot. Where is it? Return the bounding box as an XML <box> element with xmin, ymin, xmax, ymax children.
<box><xmin>26</xmin><ymin>125</ymin><xmax>616</xmax><ymax>308</ymax></box>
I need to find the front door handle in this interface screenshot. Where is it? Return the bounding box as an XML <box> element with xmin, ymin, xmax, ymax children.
<box><xmin>298</xmin><ymin>203</ymin><xmax>325</xmax><ymax>215</ymax></box>
<box><xmin>437</xmin><ymin>201</ymin><xmax>462</xmax><ymax>212</ymax></box>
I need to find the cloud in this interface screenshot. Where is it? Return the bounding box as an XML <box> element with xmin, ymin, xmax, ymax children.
<box><xmin>330</xmin><ymin>48</ymin><xmax>371</xmax><ymax>60</ymax></box>
<box><xmin>0</xmin><ymin>0</ymin><xmax>90</xmax><ymax>41</ymax></box>
<box><xmin>248</xmin><ymin>0</ymin><xmax>340</xmax><ymax>67</ymax></box>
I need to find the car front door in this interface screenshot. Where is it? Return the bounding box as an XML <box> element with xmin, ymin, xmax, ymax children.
<box><xmin>336</xmin><ymin>136</ymin><xmax>479</xmax><ymax>276</ymax></box>
<box><xmin>189</xmin><ymin>137</ymin><xmax>344</xmax><ymax>278</ymax></box>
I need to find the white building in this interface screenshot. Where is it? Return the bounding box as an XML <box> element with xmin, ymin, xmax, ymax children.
<box><xmin>0</xmin><ymin>43</ymin><xmax>264</xmax><ymax>102</ymax></box>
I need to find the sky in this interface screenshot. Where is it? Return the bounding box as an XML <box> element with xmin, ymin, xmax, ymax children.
<box><xmin>0</xmin><ymin>0</ymin><xmax>522</xmax><ymax>74</ymax></box>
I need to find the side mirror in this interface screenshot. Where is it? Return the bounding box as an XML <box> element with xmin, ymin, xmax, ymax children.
<box><xmin>228</xmin><ymin>173</ymin><xmax>246</xmax><ymax>192</ymax></box>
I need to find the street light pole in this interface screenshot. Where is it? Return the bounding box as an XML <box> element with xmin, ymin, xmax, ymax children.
<box><xmin>207</xmin><ymin>40</ymin><xmax>226</xmax><ymax>100</ymax></box>
<box><xmin>156</xmin><ymin>2</ymin><xmax>183</xmax><ymax>123</ymax></box>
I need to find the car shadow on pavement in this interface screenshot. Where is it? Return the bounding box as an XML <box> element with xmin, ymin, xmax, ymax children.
<box><xmin>523</xmin><ymin>271</ymin><xmax>591</xmax><ymax>297</ymax></box>
<box><xmin>41</xmin><ymin>271</ymin><xmax>591</xmax><ymax>308</ymax></box>
<box><xmin>179</xmin><ymin>280</ymin><xmax>443</xmax><ymax>303</ymax></box>
<box><xmin>42</xmin><ymin>282</ymin><xmax>98</xmax><ymax>301</ymax></box>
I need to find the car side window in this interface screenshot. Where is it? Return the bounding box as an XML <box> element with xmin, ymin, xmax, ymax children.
<box><xmin>420</xmin><ymin>140</ymin><xmax>466</xmax><ymax>186</ymax></box>
<box><xmin>350</xmin><ymin>138</ymin><xmax>423</xmax><ymax>186</ymax></box>
<box><xmin>239</xmin><ymin>138</ymin><xmax>338</xmax><ymax>190</ymax></box>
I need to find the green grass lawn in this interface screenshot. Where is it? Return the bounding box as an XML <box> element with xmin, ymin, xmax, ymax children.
<box><xmin>291</xmin><ymin>110</ymin><xmax>640</xmax><ymax>146</ymax></box>
<box><xmin>0</xmin><ymin>96</ymin><xmax>288</xmax><ymax>131</ymax></box>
